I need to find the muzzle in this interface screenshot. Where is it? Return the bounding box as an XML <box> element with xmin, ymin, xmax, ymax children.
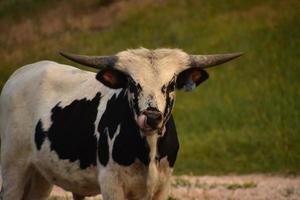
<box><xmin>137</xmin><ymin>109</ymin><xmax>163</xmax><ymax>132</ymax></box>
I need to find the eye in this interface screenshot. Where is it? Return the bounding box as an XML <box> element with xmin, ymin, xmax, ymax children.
<box><xmin>162</xmin><ymin>76</ymin><xmax>176</xmax><ymax>94</ymax></box>
<box><xmin>128</xmin><ymin>77</ymin><xmax>142</xmax><ymax>93</ymax></box>
<box><xmin>161</xmin><ymin>85</ymin><xmax>166</xmax><ymax>93</ymax></box>
<box><xmin>168</xmin><ymin>79</ymin><xmax>176</xmax><ymax>92</ymax></box>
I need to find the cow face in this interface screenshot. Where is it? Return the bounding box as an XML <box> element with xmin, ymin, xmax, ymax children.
<box><xmin>95</xmin><ymin>49</ymin><xmax>209</xmax><ymax>135</ymax></box>
<box><xmin>60</xmin><ymin>48</ymin><xmax>242</xmax><ymax>135</ymax></box>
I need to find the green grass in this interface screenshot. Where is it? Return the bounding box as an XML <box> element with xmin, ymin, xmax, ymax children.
<box><xmin>0</xmin><ymin>0</ymin><xmax>299</xmax><ymax>175</ymax></box>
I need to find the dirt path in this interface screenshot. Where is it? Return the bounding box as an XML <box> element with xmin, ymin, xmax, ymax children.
<box><xmin>50</xmin><ymin>175</ymin><xmax>300</xmax><ymax>200</ymax></box>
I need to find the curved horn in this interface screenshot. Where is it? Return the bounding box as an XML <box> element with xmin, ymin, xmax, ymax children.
<box><xmin>59</xmin><ymin>51</ymin><xmax>118</xmax><ymax>69</ymax></box>
<box><xmin>189</xmin><ymin>52</ymin><xmax>243</xmax><ymax>68</ymax></box>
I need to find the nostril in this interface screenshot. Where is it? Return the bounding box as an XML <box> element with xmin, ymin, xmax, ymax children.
<box><xmin>144</xmin><ymin>111</ymin><xmax>163</xmax><ymax>129</ymax></box>
<box><xmin>147</xmin><ymin>112</ymin><xmax>162</xmax><ymax>120</ymax></box>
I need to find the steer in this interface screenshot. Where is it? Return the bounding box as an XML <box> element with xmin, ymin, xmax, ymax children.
<box><xmin>0</xmin><ymin>48</ymin><xmax>242</xmax><ymax>200</ymax></box>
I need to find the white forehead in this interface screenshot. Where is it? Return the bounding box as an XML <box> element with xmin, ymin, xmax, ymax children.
<box><xmin>114</xmin><ymin>48</ymin><xmax>190</xmax><ymax>86</ymax></box>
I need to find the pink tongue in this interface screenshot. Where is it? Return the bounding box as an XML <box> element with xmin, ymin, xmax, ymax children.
<box><xmin>137</xmin><ymin>114</ymin><xmax>147</xmax><ymax>129</ymax></box>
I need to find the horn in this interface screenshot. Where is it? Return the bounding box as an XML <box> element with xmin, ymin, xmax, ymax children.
<box><xmin>59</xmin><ymin>51</ymin><xmax>118</xmax><ymax>69</ymax></box>
<box><xmin>189</xmin><ymin>52</ymin><xmax>243</xmax><ymax>68</ymax></box>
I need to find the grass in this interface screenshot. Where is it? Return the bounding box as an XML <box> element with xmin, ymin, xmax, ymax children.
<box><xmin>0</xmin><ymin>0</ymin><xmax>299</xmax><ymax>175</ymax></box>
<box><xmin>172</xmin><ymin>177</ymin><xmax>257</xmax><ymax>190</ymax></box>
<box><xmin>172</xmin><ymin>177</ymin><xmax>192</xmax><ymax>188</ymax></box>
<box><xmin>49</xmin><ymin>197</ymin><xmax>71</xmax><ymax>200</ymax></box>
<box><xmin>226</xmin><ymin>182</ymin><xmax>257</xmax><ymax>190</ymax></box>
<box><xmin>281</xmin><ymin>187</ymin><xmax>296</xmax><ymax>197</ymax></box>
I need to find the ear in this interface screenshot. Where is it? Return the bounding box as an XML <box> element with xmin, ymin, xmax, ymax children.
<box><xmin>176</xmin><ymin>68</ymin><xmax>209</xmax><ymax>91</ymax></box>
<box><xmin>96</xmin><ymin>69</ymin><xmax>128</xmax><ymax>89</ymax></box>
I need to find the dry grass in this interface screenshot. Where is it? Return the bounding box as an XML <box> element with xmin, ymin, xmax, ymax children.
<box><xmin>0</xmin><ymin>0</ymin><xmax>164</xmax><ymax>66</ymax></box>
<box><xmin>48</xmin><ymin>175</ymin><xmax>300</xmax><ymax>200</ymax></box>
<box><xmin>0</xmin><ymin>0</ymin><xmax>162</xmax><ymax>45</ymax></box>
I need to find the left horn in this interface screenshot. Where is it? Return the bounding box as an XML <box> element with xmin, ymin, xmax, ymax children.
<box><xmin>189</xmin><ymin>52</ymin><xmax>243</xmax><ymax>68</ymax></box>
<box><xmin>59</xmin><ymin>51</ymin><xmax>118</xmax><ymax>69</ymax></box>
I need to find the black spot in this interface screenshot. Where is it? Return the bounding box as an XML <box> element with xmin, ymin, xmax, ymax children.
<box><xmin>162</xmin><ymin>76</ymin><xmax>176</xmax><ymax>94</ymax></box>
<box><xmin>157</xmin><ymin>115</ymin><xmax>179</xmax><ymax>167</ymax></box>
<box><xmin>163</xmin><ymin>76</ymin><xmax>176</xmax><ymax>120</ymax></box>
<box><xmin>164</xmin><ymin>94</ymin><xmax>174</xmax><ymax>117</ymax></box>
<box><xmin>35</xmin><ymin>93</ymin><xmax>101</xmax><ymax>169</ymax></box>
<box><xmin>98</xmin><ymin>128</ymin><xmax>109</xmax><ymax>166</ymax></box>
<box><xmin>35</xmin><ymin>120</ymin><xmax>46</xmax><ymax>150</ymax></box>
<box><xmin>167</xmin><ymin>76</ymin><xmax>176</xmax><ymax>93</ymax></box>
<box><xmin>98</xmin><ymin>90</ymin><xmax>150</xmax><ymax>166</ymax></box>
<box><xmin>128</xmin><ymin>77</ymin><xmax>142</xmax><ymax>115</ymax></box>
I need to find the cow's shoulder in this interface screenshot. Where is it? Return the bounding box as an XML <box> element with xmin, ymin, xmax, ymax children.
<box><xmin>2</xmin><ymin>61</ymin><xmax>97</xmax><ymax>101</ymax></box>
<box><xmin>35</xmin><ymin>91</ymin><xmax>101</xmax><ymax>169</ymax></box>
<box><xmin>8</xmin><ymin>61</ymin><xmax>84</xmax><ymax>82</ymax></box>
<box><xmin>35</xmin><ymin>61</ymin><xmax>96</xmax><ymax>87</ymax></box>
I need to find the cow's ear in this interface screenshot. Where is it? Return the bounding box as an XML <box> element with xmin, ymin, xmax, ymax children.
<box><xmin>176</xmin><ymin>68</ymin><xmax>209</xmax><ymax>91</ymax></box>
<box><xmin>96</xmin><ymin>69</ymin><xmax>128</xmax><ymax>89</ymax></box>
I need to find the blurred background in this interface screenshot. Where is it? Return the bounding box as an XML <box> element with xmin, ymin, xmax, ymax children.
<box><xmin>0</xmin><ymin>0</ymin><xmax>299</xmax><ymax>175</ymax></box>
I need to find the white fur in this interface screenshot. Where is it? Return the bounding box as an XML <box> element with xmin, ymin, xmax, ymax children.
<box><xmin>116</xmin><ymin>48</ymin><xmax>190</xmax><ymax>113</ymax></box>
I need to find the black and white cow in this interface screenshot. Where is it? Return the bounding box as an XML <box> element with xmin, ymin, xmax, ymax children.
<box><xmin>0</xmin><ymin>48</ymin><xmax>242</xmax><ymax>200</ymax></box>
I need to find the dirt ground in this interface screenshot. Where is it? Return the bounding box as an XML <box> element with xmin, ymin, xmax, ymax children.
<box><xmin>49</xmin><ymin>175</ymin><xmax>300</xmax><ymax>200</ymax></box>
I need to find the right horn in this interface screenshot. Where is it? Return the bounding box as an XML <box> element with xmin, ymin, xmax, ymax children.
<box><xmin>59</xmin><ymin>51</ymin><xmax>118</xmax><ymax>70</ymax></box>
<box><xmin>189</xmin><ymin>52</ymin><xmax>243</xmax><ymax>68</ymax></box>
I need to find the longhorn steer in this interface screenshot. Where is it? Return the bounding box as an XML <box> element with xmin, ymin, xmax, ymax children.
<box><xmin>0</xmin><ymin>48</ymin><xmax>242</xmax><ymax>200</ymax></box>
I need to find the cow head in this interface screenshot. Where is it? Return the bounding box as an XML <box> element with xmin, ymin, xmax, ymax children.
<box><xmin>60</xmin><ymin>48</ymin><xmax>242</xmax><ymax>136</ymax></box>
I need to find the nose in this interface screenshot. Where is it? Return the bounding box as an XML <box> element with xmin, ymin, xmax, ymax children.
<box><xmin>143</xmin><ymin>110</ymin><xmax>163</xmax><ymax>129</ymax></box>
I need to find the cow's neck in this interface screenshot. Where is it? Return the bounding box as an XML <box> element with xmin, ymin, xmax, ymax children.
<box><xmin>98</xmin><ymin>90</ymin><xmax>151</xmax><ymax>166</ymax></box>
<box><xmin>98</xmin><ymin>89</ymin><xmax>178</xmax><ymax>168</ymax></box>
<box><xmin>146</xmin><ymin>134</ymin><xmax>159</xmax><ymax>195</ymax></box>
<box><xmin>98</xmin><ymin>89</ymin><xmax>179</xmax><ymax>196</ymax></box>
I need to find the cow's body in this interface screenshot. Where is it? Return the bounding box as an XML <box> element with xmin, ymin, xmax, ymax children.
<box><xmin>0</xmin><ymin>60</ymin><xmax>178</xmax><ymax>200</ymax></box>
<box><xmin>0</xmin><ymin>48</ymin><xmax>241</xmax><ymax>200</ymax></box>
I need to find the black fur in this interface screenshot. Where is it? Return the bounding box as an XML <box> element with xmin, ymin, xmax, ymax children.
<box><xmin>157</xmin><ymin>115</ymin><xmax>179</xmax><ymax>167</ymax></box>
<box><xmin>162</xmin><ymin>76</ymin><xmax>176</xmax><ymax>124</ymax></box>
<box><xmin>98</xmin><ymin>127</ymin><xmax>109</xmax><ymax>166</ymax></box>
<box><xmin>98</xmin><ymin>90</ymin><xmax>150</xmax><ymax>166</ymax></box>
<box><xmin>35</xmin><ymin>81</ymin><xmax>179</xmax><ymax>169</ymax></box>
<box><xmin>98</xmin><ymin>89</ymin><xmax>179</xmax><ymax>167</ymax></box>
<box><xmin>34</xmin><ymin>93</ymin><xmax>101</xmax><ymax>169</ymax></box>
<box><xmin>35</xmin><ymin>120</ymin><xmax>46</xmax><ymax>150</ymax></box>
<box><xmin>128</xmin><ymin>77</ymin><xmax>142</xmax><ymax>115</ymax></box>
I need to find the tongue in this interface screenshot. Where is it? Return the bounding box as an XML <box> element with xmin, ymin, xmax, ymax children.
<box><xmin>137</xmin><ymin>114</ymin><xmax>147</xmax><ymax>129</ymax></box>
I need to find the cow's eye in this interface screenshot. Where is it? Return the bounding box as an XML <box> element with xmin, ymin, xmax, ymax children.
<box><xmin>168</xmin><ymin>79</ymin><xmax>176</xmax><ymax>92</ymax></box>
<box><xmin>128</xmin><ymin>77</ymin><xmax>142</xmax><ymax>94</ymax></box>
<box><xmin>164</xmin><ymin>82</ymin><xmax>175</xmax><ymax>94</ymax></box>
<box><xmin>96</xmin><ymin>69</ymin><xmax>128</xmax><ymax>89</ymax></box>
<box><xmin>162</xmin><ymin>77</ymin><xmax>176</xmax><ymax>94</ymax></box>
